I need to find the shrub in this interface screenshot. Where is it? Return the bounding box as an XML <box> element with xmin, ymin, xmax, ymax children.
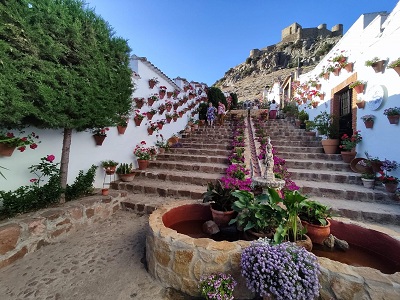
<box><xmin>65</xmin><ymin>165</ymin><xmax>97</xmax><ymax>201</ymax></box>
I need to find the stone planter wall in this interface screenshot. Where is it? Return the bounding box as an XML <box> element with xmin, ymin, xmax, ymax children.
<box><xmin>0</xmin><ymin>190</ymin><xmax>127</xmax><ymax>269</ymax></box>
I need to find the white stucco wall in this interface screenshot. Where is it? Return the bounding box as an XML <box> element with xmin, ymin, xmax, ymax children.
<box><xmin>1</xmin><ymin>56</ymin><xmax>207</xmax><ymax>192</ymax></box>
<box><xmin>295</xmin><ymin>2</ymin><xmax>400</xmax><ymax>178</ymax></box>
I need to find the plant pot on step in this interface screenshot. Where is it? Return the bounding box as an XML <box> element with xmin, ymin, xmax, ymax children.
<box><xmin>341</xmin><ymin>151</ymin><xmax>357</xmax><ymax>163</ymax></box>
<box><xmin>118</xmin><ymin>173</ymin><xmax>136</xmax><ymax>182</ymax></box>
<box><xmin>294</xmin><ymin>234</ymin><xmax>313</xmax><ymax>252</ymax></box>
<box><xmin>361</xmin><ymin>178</ymin><xmax>375</xmax><ymax>189</ymax></box>
<box><xmin>244</xmin><ymin>228</ymin><xmax>275</xmax><ymax>241</ymax></box>
<box><xmin>137</xmin><ymin>159</ymin><xmax>149</xmax><ymax>170</ymax></box>
<box><xmin>321</xmin><ymin>139</ymin><xmax>339</xmax><ymax>154</ymax></box>
<box><xmin>101</xmin><ymin>188</ymin><xmax>109</xmax><ymax>196</ymax></box>
<box><xmin>301</xmin><ymin>220</ymin><xmax>331</xmax><ymax>245</ymax></box>
<box><xmin>384</xmin><ymin>182</ymin><xmax>398</xmax><ymax>193</ymax></box>
<box><xmin>371</xmin><ymin>161</ymin><xmax>383</xmax><ymax>173</ymax></box>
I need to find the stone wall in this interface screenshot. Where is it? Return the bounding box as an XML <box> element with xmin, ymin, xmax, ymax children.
<box><xmin>0</xmin><ymin>190</ymin><xmax>127</xmax><ymax>269</ymax></box>
<box><xmin>281</xmin><ymin>22</ymin><xmax>343</xmax><ymax>44</ymax></box>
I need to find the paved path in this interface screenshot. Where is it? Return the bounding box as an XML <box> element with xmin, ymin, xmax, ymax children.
<box><xmin>0</xmin><ymin>210</ymin><xmax>196</xmax><ymax>300</ymax></box>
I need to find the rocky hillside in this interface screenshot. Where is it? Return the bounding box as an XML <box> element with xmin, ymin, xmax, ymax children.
<box><xmin>214</xmin><ymin>36</ymin><xmax>342</xmax><ymax>101</ymax></box>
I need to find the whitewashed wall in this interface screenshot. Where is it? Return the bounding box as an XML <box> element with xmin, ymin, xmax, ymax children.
<box><xmin>296</xmin><ymin>2</ymin><xmax>400</xmax><ymax>178</ymax></box>
<box><xmin>0</xmin><ymin>57</ymin><xmax>206</xmax><ymax>192</ymax></box>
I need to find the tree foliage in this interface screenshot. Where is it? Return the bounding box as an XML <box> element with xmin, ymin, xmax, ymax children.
<box><xmin>230</xmin><ymin>92</ymin><xmax>238</xmax><ymax>109</ymax></box>
<box><xmin>0</xmin><ymin>0</ymin><xmax>133</xmax><ymax>130</ymax></box>
<box><xmin>207</xmin><ymin>87</ymin><xmax>226</xmax><ymax>107</ymax></box>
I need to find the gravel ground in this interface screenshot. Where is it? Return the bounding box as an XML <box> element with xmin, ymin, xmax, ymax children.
<box><xmin>0</xmin><ymin>210</ymin><xmax>197</xmax><ymax>300</ymax></box>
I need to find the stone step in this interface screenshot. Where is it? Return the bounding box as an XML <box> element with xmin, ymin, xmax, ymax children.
<box><xmin>277</xmin><ymin>151</ymin><xmax>343</xmax><ymax>161</ymax></box>
<box><xmin>271</xmin><ymin>140</ymin><xmax>322</xmax><ymax>147</ymax></box>
<box><xmin>111</xmin><ymin>176</ymin><xmax>208</xmax><ymax>200</ymax></box>
<box><xmin>148</xmin><ymin>160</ymin><xmax>228</xmax><ymax>174</ymax></box>
<box><xmin>273</xmin><ymin>145</ymin><xmax>324</xmax><ymax>154</ymax></box>
<box><xmin>182</xmin><ymin>142</ymin><xmax>233</xmax><ymax>150</ymax></box>
<box><xmin>309</xmin><ymin>196</ymin><xmax>400</xmax><ymax>226</ymax></box>
<box><xmin>296</xmin><ymin>180</ymin><xmax>396</xmax><ymax>203</ymax></box>
<box><xmin>183</xmin><ymin>137</ymin><xmax>232</xmax><ymax>143</ymax></box>
<box><xmin>285</xmin><ymin>159</ymin><xmax>351</xmax><ymax>172</ymax></box>
<box><xmin>289</xmin><ymin>168</ymin><xmax>362</xmax><ymax>184</ymax></box>
<box><xmin>166</xmin><ymin>147</ymin><xmax>231</xmax><ymax>156</ymax></box>
<box><xmin>157</xmin><ymin>153</ymin><xmax>229</xmax><ymax>164</ymax></box>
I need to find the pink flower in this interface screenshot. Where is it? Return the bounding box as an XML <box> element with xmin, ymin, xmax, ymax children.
<box><xmin>18</xmin><ymin>146</ymin><xmax>26</xmax><ymax>152</ymax></box>
<box><xmin>30</xmin><ymin>143</ymin><xmax>38</xmax><ymax>149</ymax></box>
<box><xmin>46</xmin><ymin>154</ymin><xmax>55</xmax><ymax>162</ymax></box>
<box><xmin>6</xmin><ymin>132</ymin><xmax>14</xmax><ymax>138</ymax></box>
<box><xmin>30</xmin><ymin>178</ymin><xmax>37</xmax><ymax>182</ymax></box>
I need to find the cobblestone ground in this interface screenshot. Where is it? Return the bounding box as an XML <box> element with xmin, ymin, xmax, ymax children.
<box><xmin>0</xmin><ymin>211</ymin><xmax>196</xmax><ymax>300</ymax></box>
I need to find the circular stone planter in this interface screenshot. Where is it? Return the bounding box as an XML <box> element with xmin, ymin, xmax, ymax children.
<box><xmin>146</xmin><ymin>201</ymin><xmax>400</xmax><ymax>299</ymax></box>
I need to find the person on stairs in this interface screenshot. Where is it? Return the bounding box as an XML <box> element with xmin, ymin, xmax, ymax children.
<box><xmin>269</xmin><ymin>99</ymin><xmax>278</xmax><ymax>119</ymax></box>
<box><xmin>217</xmin><ymin>101</ymin><xmax>226</xmax><ymax>126</ymax></box>
<box><xmin>207</xmin><ymin>102</ymin><xmax>217</xmax><ymax>127</ymax></box>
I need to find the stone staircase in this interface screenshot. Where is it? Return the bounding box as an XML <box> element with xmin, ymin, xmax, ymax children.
<box><xmin>264</xmin><ymin>119</ymin><xmax>400</xmax><ymax>226</ymax></box>
<box><xmin>111</xmin><ymin>123</ymin><xmax>233</xmax><ymax>203</ymax></box>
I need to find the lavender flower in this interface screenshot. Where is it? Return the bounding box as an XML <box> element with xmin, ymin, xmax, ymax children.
<box><xmin>241</xmin><ymin>239</ymin><xmax>320</xmax><ymax>300</ymax></box>
<box><xmin>199</xmin><ymin>273</ymin><xmax>237</xmax><ymax>300</ymax></box>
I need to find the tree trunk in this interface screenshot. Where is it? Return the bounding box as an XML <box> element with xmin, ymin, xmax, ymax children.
<box><xmin>59</xmin><ymin>128</ymin><xmax>72</xmax><ymax>203</ymax></box>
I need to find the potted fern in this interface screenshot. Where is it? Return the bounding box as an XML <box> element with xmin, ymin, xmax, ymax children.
<box><xmin>388</xmin><ymin>57</ymin><xmax>400</xmax><ymax>76</ymax></box>
<box><xmin>365</xmin><ymin>57</ymin><xmax>386</xmax><ymax>73</ymax></box>
<box><xmin>116</xmin><ymin>163</ymin><xmax>136</xmax><ymax>182</ymax></box>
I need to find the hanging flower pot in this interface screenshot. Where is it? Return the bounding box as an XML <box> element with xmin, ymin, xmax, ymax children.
<box><xmin>148</xmin><ymin>79</ymin><xmax>157</xmax><ymax>89</ymax></box>
<box><xmin>147</xmin><ymin>128</ymin><xmax>154</xmax><ymax>135</ymax></box>
<box><xmin>387</xmin><ymin>115</ymin><xmax>399</xmax><ymax>125</ymax></box>
<box><xmin>311</xmin><ymin>101</ymin><xmax>319</xmax><ymax>108</ymax></box>
<box><xmin>146</xmin><ymin>112</ymin><xmax>154</xmax><ymax>120</ymax></box>
<box><xmin>173</xmin><ymin>116</ymin><xmax>178</xmax><ymax>122</ymax></box>
<box><xmin>134</xmin><ymin>117</ymin><xmax>143</xmax><ymax>127</ymax></box>
<box><xmin>333</xmin><ymin>67</ymin><xmax>341</xmax><ymax>76</ymax></box>
<box><xmin>173</xmin><ymin>103</ymin><xmax>179</xmax><ymax>110</ymax></box>
<box><xmin>166</xmin><ymin>106</ymin><xmax>172</xmax><ymax>112</ymax></box>
<box><xmin>134</xmin><ymin>98</ymin><xmax>144</xmax><ymax>109</ymax></box>
<box><xmin>391</xmin><ymin>66</ymin><xmax>400</xmax><ymax>76</ymax></box>
<box><xmin>157</xmin><ymin>123</ymin><xmax>164</xmax><ymax>130</ymax></box>
<box><xmin>93</xmin><ymin>135</ymin><xmax>106</xmax><ymax>146</ymax></box>
<box><xmin>354</xmin><ymin>84</ymin><xmax>364</xmax><ymax>94</ymax></box>
<box><xmin>0</xmin><ymin>143</ymin><xmax>16</xmax><ymax>156</ymax></box>
<box><xmin>147</xmin><ymin>98</ymin><xmax>155</xmax><ymax>106</ymax></box>
<box><xmin>166</xmin><ymin>117</ymin><xmax>172</xmax><ymax>123</ymax></box>
<box><xmin>356</xmin><ymin>100</ymin><xmax>365</xmax><ymax>109</ymax></box>
<box><xmin>315</xmin><ymin>83</ymin><xmax>321</xmax><ymax>90</ymax></box>
<box><xmin>159</xmin><ymin>90</ymin><xmax>166</xmax><ymax>99</ymax></box>
<box><xmin>344</xmin><ymin>62</ymin><xmax>354</xmax><ymax>72</ymax></box>
<box><xmin>117</xmin><ymin>125</ymin><xmax>127</xmax><ymax>135</ymax></box>
<box><xmin>323</xmin><ymin>72</ymin><xmax>330</xmax><ymax>80</ymax></box>
<box><xmin>167</xmin><ymin>92</ymin><xmax>173</xmax><ymax>98</ymax></box>
<box><xmin>364</xmin><ymin>120</ymin><xmax>374</xmax><ymax>129</ymax></box>
<box><xmin>371</xmin><ymin>60</ymin><xmax>385</xmax><ymax>73</ymax></box>
<box><xmin>178</xmin><ymin>111</ymin><xmax>184</xmax><ymax>117</ymax></box>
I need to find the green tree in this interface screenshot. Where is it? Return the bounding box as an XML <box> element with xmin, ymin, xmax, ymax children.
<box><xmin>207</xmin><ymin>87</ymin><xmax>226</xmax><ymax>107</ymax></box>
<box><xmin>0</xmin><ymin>0</ymin><xmax>133</xmax><ymax>202</ymax></box>
<box><xmin>230</xmin><ymin>92</ymin><xmax>238</xmax><ymax>109</ymax></box>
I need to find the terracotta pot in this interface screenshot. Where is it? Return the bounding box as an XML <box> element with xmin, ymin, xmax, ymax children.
<box><xmin>371</xmin><ymin>161</ymin><xmax>383</xmax><ymax>173</ymax></box>
<box><xmin>148</xmin><ymin>80</ymin><xmax>156</xmax><ymax>89</ymax></box>
<box><xmin>134</xmin><ymin>117</ymin><xmax>143</xmax><ymax>126</ymax></box>
<box><xmin>137</xmin><ymin>159</ymin><xmax>149</xmax><ymax>170</ymax></box>
<box><xmin>392</xmin><ymin>66</ymin><xmax>400</xmax><ymax>76</ymax></box>
<box><xmin>315</xmin><ymin>83</ymin><xmax>321</xmax><ymax>90</ymax></box>
<box><xmin>146</xmin><ymin>113</ymin><xmax>154</xmax><ymax>120</ymax></box>
<box><xmin>105</xmin><ymin>166</ymin><xmax>116</xmax><ymax>175</ymax></box>
<box><xmin>384</xmin><ymin>182</ymin><xmax>398</xmax><ymax>193</ymax></box>
<box><xmin>245</xmin><ymin>228</ymin><xmax>275</xmax><ymax>241</ymax></box>
<box><xmin>166</xmin><ymin>117</ymin><xmax>172</xmax><ymax>123</ymax></box>
<box><xmin>173</xmin><ymin>104</ymin><xmax>179</xmax><ymax>110</ymax></box>
<box><xmin>312</xmin><ymin>101</ymin><xmax>319</xmax><ymax>108</ymax></box>
<box><xmin>157</xmin><ymin>123</ymin><xmax>164</xmax><ymax>130</ymax></box>
<box><xmin>371</xmin><ymin>60</ymin><xmax>385</xmax><ymax>73</ymax></box>
<box><xmin>321</xmin><ymin>139</ymin><xmax>339</xmax><ymax>154</ymax></box>
<box><xmin>344</xmin><ymin>62</ymin><xmax>353</xmax><ymax>72</ymax></box>
<box><xmin>158</xmin><ymin>147</ymin><xmax>165</xmax><ymax>154</ymax></box>
<box><xmin>172</xmin><ymin>116</ymin><xmax>178</xmax><ymax>122</ymax></box>
<box><xmin>101</xmin><ymin>188</ymin><xmax>109</xmax><ymax>196</ymax></box>
<box><xmin>356</xmin><ymin>101</ymin><xmax>365</xmax><ymax>109</ymax></box>
<box><xmin>387</xmin><ymin>115</ymin><xmax>399</xmax><ymax>125</ymax></box>
<box><xmin>118</xmin><ymin>173</ymin><xmax>135</xmax><ymax>182</ymax></box>
<box><xmin>159</xmin><ymin>91</ymin><xmax>166</xmax><ymax>99</ymax></box>
<box><xmin>147</xmin><ymin>98</ymin><xmax>155</xmax><ymax>106</ymax></box>
<box><xmin>134</xmin><ymin>99</ymin><xmax>144</xmax><ymax>109</ymax></box>
<box><xmin>168</xmin><ymin>137</ymin><xmax>179</xmax><ymax>146</ymax></box>
<box><xmin>0</xmin><ymin>143</ymin><xmax>16</xmax><ymax>156</ymax></box>
<box><xmin>333</xmin><ymin>67</ymin><xmax>341</xmax><ymax>76</ymax></box>
<box><xmin>294</xmin><ymin>234</ymin><xmax>313</xmax><ymax>251</ymax></box>
<box><xmin>166</xmin><ymin>106</ymin><xmax>172</xmax><ymax>112</ymax></box>
<box><xmin>361</xmin><ymin>178</ymin><xmax>375</xmax><ymax>189</ymax></box>
<box><xmin>117</xmin><ymin>125</ymin><xmax>127</xmax><ymax>135</ymax></box>
<box><xmin>210</xmin><ymin>205</ymin><xmax>235</xmax><ymax>227</ymax></box>
<box><xmin>354</xmin><ymin>84</ymin><xmax>364</xmax><ymax>94</ymax></box>
<box><xmin>93</xmin><ymin>135</ymin><xmax>106</xmax><ymax>146</ymax></box>
<box><xmin>364</xmin><ymin>120</ymin><xmax>374</xmax><ymax>129</ymax></box>
<box><xmin>301</xmin><ymin>220</ymin><xmax>330</xmax><ymax>245</ymax></box>
<box><xmin>341</xmin><ymin>151</ymin><xmax>357</xmax><ymax>163</ymax></box>
<box><xmin>167</xmin><ymin>92</ymin><xmax>173</xmax><ymax>98</ymax></box>
<box><xmin>158</xmin><ymin>109</ymin><xmax>165</xmax><ymax>115</ymax></box>
<box><xmin>147</xmin><ymin>128</ymin><xmax>154</xmax><ymax>135</ymax></box>
<box><xmin>323</xmin><ymin>72</ymin><xmax>330</xmax><ymax>80</ymax></box>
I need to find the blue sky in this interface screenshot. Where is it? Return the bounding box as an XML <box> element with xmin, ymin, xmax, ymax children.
<box><xmin>86</xmin><ymin>0</ymin><xmax>399</xmax><ymax>86</ymax></box>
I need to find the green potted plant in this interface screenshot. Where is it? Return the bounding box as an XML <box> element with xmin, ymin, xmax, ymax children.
<box><xmin>202</xmin><ymin>180</ymin><xmax>236</xmax><ymax>226</ymax></box>
<box><xmin>228</xmin><ymin>189</ymin><xmax>286</xmax><ymax>240</ymax></box>
<box><xmin>198</xmin><ymin>273</ymin><xmax>236</xmax><ymax>300</ymax></box>
<box><xmin>305</xmin><ymin>120</ymin><xmax>316</xmax><ymax>136</ymax></box>
<box><xmin>116</xmin><ymin>163</ymin><xmax>136</xmax><ymax>182</ymax></box>
<box><xmin>101</xmin><ymin>160</ymin><xmax>119</xmax><ymax>175</ymax></box>
<box><xmin>388</xmin><ymin>57</ymin><xmax>400</xmax><ymax>76</ymax></box>
<box><xmin>361</xmin><ymin>114</ymin><xmax>375</xmax><ymax>129</ymax></box>
<box><xmin>339</xmin><ymin>130</ymin><xmax>362</xmax><ymax>163</ymax></box>
<box><xmin>298</xmin><ymin>200</ymin><xmax>332</xmax><ymax>244</ymax></box>
<box><xmin>298</xmin><ymin>110</ymin><xmax>309</xmax><ymax>129</ymax></box>
<box><xmin>383</xmin><ymin>107</ymin><xmax>400</xmax><ymax>125</ymax></box>
<box><xmin>0</xmin><ymin>130</ymin><xmax>41</xmax><ymax>156</ymax></box>
<box><xmin>361</xmin><ymin>172</ymin><xmax>375</xmax><ymax>188</ymax></box>
<box><xmin>365</xmin><ymin>57</ymin><xmax>386</xmax><ymax>73</ymax></box>
<box><xmin>313</xmin><ymin>111</ymin><xmax>339</xmax><ymax>154</ymax></box>
<box><xmin>349</xmin><ymin>80</ymin><xmax>366</xmax><ymax>94</ymax></box>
